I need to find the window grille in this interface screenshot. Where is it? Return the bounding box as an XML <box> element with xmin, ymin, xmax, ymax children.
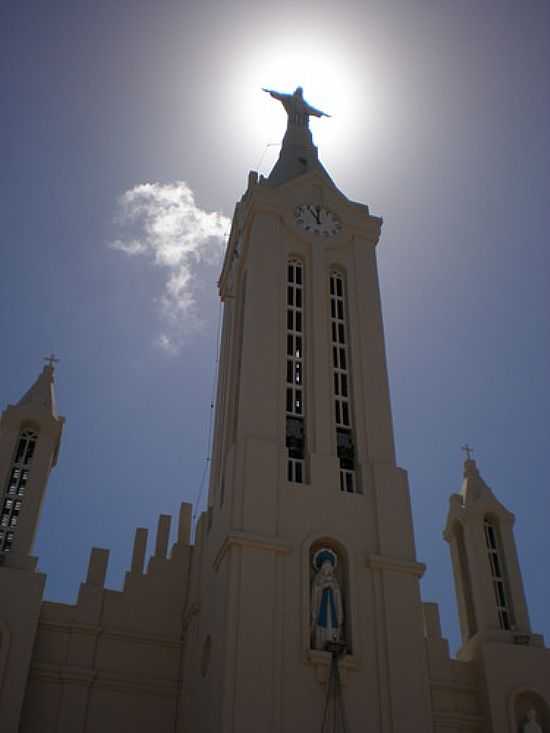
<box><xmin>484</xmin><ymin>518</ymin><xmax>513</xmax><ymax>630</ymax></box>
<box><xmin>0</xmin><ymin>430</ymin><xmax>37</xmax><ymax>552</ymax></box>
<box><xmin>329</xmin><ymin>272</ymin><xmax>358</xmax><ymax>493</ymax></box>
<box><xmin>286</xmin><ymin>260</ymin><xmax>305</xmax><ymax>483</ymax></box>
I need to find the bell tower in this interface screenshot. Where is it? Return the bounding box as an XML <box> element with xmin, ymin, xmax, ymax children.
<box><xmin>0</xmin><ymin>359</ymin><xmax>64</xmax><ymax>566</ymax></box>
<box><xmin>444</xmin><ymin>454</ymin><xmax>537</xmax><ymax>658</ymax></box>
<box><xmin>183</xmin><ymin>89</ymin><xmax>432</xmax><ymax>733</ymax></box>
<box><xmin>0</xmin><ymin>360</ymin><xmax>64</xmax><ymax>733</ymax></box>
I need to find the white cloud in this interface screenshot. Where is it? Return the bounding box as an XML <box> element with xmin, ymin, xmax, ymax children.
<box><xmin>110</xmin><ymin>182</ymin><xmax>230</xmax><ymax>351</ymax></box>
<box><xmin>110</xmin><ymin>238</ymin><xmax>147</xmax><ymax>256</ymax></box>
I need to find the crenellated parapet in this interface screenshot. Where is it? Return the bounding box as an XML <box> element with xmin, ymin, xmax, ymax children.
<box><xmin>19</xmin><ymin>502</ymin><xmax>196</xmax><ymax>733</ymax></box>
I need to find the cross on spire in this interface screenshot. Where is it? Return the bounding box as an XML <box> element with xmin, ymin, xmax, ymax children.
<box><xmin>461</xmin><ymin>443</ymin><xmax>474</xmax><ymax>461</ymax></box>
<box><xmin>43</xmin><ymin>353</ymin><xmax>60</xmax><ymax>369</ymax></box>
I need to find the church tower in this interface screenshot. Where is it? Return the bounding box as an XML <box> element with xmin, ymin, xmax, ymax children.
<box><xmin>443</xmin><ymin>456</ymin><xmax>550</xmax><ymax>732</ymax></box>
<box><xmin>0</xmin><ymin>362</ymin><xmax>64</xmax><ymax>733</ymax></box>
<box><xmin>183</xmin><ymin>88</ymin><xmax>433</xmax><ymax>733</ymax></box>
<box><xmin>0</xmin><ymin>360</ymin><xmax>64</xmax><ymax>566</ymax></box>
<box><xmin>444</xmin><ymin>455</ymin><xmax>537</xmax><ymax>655</ymax></box>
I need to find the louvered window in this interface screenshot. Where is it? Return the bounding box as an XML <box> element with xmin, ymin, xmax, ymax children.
<box><xmin>0</xmin><ymin>431</ymin><xmax>37</xmax><ymax>552</ymax></box>
<box><xmin>286</xmin><ymin>260</ymin><xmax>306</xmax><ymax>483</ymax></box>
<box><xmin>484</xmin><ymin>518</ymin><xmax>513</xmax><ymax>630</ymax></box>
<box><xmin>329</xmin><ymin>272</ymin><xmax>357</xmax><ymax>493</ymax></box>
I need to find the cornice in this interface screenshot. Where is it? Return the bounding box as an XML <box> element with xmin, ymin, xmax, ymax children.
<box><xmin>37</xmin><ymin>621</ymin><xmax>183</xmax><ymax>648</ymax></box>
<box><xmin>368</xmin><ymin>553</ymin><xmax>426</xmax><ymax>578</ymax></box>
<box><xmin>214</xmin><ymin>531</ymin><xmax>290</xmax><ymax>571</ymax></box>
<box><xmin>31</xmin><ymin>663</ymin><xmax>95</xmax><ymax>687</ymax></box>
<box><xmin>30</xmin><ymin>663</ymin><xmax>178</xmax><ymax>697</ymax></box>
<box><xmin>430</xmin><ymin>680</ymin><xmax>479</xmax><ymax>694</ymax></box>
<box><xmin>432</xmin><ymin>711</ymin><xmax>483</xmax><ymax>725</ymax></box>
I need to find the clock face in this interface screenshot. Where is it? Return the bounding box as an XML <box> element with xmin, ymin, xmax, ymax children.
<box><xmin>295</xmin><ymin>204</ymin><xmax>342</xmax><ymax>237</ymax></box>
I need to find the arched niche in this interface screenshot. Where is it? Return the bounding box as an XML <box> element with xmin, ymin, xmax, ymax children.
<box><xmin>512</xmin><ymin>689</ymin><xmax>550</xmax><ymax>732</ymax></box>
<box><xmin>308</xmin><ymin>537</ymin><xmax>352</xmax><ymax>654</ymax></box>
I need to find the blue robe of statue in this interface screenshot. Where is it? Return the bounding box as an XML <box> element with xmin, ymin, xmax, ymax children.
<box><xmin>311</xmin><ymin>561</ymin><xmax>344</xmax><ymax>651</ymax></box>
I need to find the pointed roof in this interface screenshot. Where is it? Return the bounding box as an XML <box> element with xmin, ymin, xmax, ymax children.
<box><xmin>267</xmin><ymin>125</ymin><xmax>333</xmax><ymax>187</ymax></box>
<box><xmin>17</xmin><ymin>365</ymin><xmax>58</xmax><ymax>417</ymax></box>
<box><xmin>459</xmin><ymin>458</ymin><xmax>490</xmax><ymax>504</ymax></box>
<box><xmin>459</xmin><ymin>457</ymin><xmax>513</xmax><ymax>519</ymax></box>
<box><xmin>444</xmin><ymin>455</ymin><xmax>514</xmax><ymax>540</ymax></box>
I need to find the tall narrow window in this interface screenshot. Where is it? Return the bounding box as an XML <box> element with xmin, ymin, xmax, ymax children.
<box><xmin>329</xmin><ymin>271</ymin><xmax>357</xmax><ymax>493</ymax></box>
<box><xmin>0</xmin><ymin>430</ymin><xmax>37</xmax><ymax>553</ymax></box>
<box><xmin>286</xmin><ymin>259</ymin><xmax>305</xmax><ymax>483</ymax></box>
<box><xmin>484</xmin><ymin>517</ymin><xmax>513</xmax><ymax>630</ymax></box>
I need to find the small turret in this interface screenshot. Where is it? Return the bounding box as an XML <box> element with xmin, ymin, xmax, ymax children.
<box><xmin>0</xmin><ymin>359</ymin><xmax>65</xmax><ymax>566</ymax></box>
<box><xmin>444</xmin><ymin>450</ymin><xmax>534</xmax><ymax>658</ymax></box>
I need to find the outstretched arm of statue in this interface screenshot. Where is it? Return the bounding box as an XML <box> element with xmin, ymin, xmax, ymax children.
<box><xmin>262</xmin><ymin>88</ymin><xmax>289</xmax><ymax>103</ymax></box>
<box><xmin>304</xmin><ymin>101</ymin><xmax>331</xmax><ymax>118</ymax></box>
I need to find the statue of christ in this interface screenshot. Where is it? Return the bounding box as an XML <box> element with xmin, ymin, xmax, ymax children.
<box><xmin>262</xmin><ymin>86</ymin><xmax>330</xmax><ymax>129</ymax></box>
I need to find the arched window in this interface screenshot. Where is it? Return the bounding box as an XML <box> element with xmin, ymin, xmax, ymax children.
<box><xmin>0</xmin><ymin>430</ymin><xmax>38</xmax><ymax>552</ymax></box>
<box><xmin>286</xmin><ymin>259</ymin><xmax>306</xmax><ymax>483</ymax></box>
<box><xmin>14</xmin><ymin>430</ymin><xmax>37</xmax><ymax>466</ymax></box>
<box><xmin>329</xmin><ymin>270</ymin><xmax>358</xmax><ymax>493</ymax></box>
<box><xmin>484</xmin><ymin>516</ymin><xmax>514</xmax><ymax>630</ymax></box>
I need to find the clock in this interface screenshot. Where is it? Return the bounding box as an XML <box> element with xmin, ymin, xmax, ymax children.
<box><xmin>295</xmin><ymin>204</ymin><xmax>342</xmax><ymax>237</ymax></box>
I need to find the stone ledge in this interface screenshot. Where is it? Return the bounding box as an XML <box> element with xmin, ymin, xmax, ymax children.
<box><xmin>432</xmin><ymin>711</ymin><xmax>483</xmax><ymax>725</ymax></box>
<box><xmin>37</xmin><ymin>621</ymin><xmax>183</xmax><ymax>648</ymax></box>
<box><xmin>430</xmin><ymin>680</ymin><xmax>479</xmax><ymax>694</ymax></box>
<box><xmin>214</xmin><ymin>531</ymin><xmax>290</xmax><ymax>571</ymax></box>
<box><xmin>368</xmin><ymin>554</ymin><xmax>426</xmax><ymax>577</ymax></box>
<box><xmin>30</xmin><ymin>663</ymin><xmax>178</xmax><ymax>697</ymax></box>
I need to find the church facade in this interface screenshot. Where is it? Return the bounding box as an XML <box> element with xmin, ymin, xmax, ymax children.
<box><xmin>1</xmin><ymin>90</ymin><xmax>549</xmax><ymax>733</ymax></box>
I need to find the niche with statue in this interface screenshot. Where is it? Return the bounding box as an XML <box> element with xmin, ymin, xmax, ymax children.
<box><xmin>514</xmin><ymin>691</ymin><xmax>549</xmax><ymax>733</ymax></box>
<box><xmin>309</xmin><ymin>540</ymin><xmax>351</xmax><ymax>654</ymax></box>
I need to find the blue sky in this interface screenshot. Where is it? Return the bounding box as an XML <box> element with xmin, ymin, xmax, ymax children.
<box><xmin>1</xmin><ymin>0</ymin><xmax>549</xmax><ymax>652</ymax></box>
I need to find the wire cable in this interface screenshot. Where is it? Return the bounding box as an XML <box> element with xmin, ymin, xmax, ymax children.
<box><xmin>321</xmin><ymin>646</ymin><xmax>349</xmax><ymax>733</ymax></box>
<box><xmin>256</xmin><ymin>142</ymin><xmax>280</xmax><ymax>174</ymax></box>
<box><xmin>191</xmin><ymin>298</ymin><xmax>223</xmax><ymax>532</ymax></box>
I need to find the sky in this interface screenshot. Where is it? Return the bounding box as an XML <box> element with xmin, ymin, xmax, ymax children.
<box><xmin>1</xmin><ymin>0</ymin><xmax>549</xmax><ymax>653</ymax></box>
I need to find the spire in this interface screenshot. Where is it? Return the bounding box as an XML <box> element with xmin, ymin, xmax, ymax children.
<box><xmin>459</xmin><ymin>454</ymin><xmax>491</xmax><ymax>505</ymax></box>
<box><xmin>17</xmin><ymin>361</ymin><xmax>58</xmax><ymax>417</ymax></box>
<box><xmin>262</xmin><ymin>86</ymin><xmax>333</xmax><ymax>186</ymax></box>
<box><xmin>457</xmin><ymin>449</ymin><xmax>512</xmax><ymax>518</ymax></box>
<box><xmin>457</xmin><ymin>444</ymin><xmax>488</xmax><ymax>505</ymax></box>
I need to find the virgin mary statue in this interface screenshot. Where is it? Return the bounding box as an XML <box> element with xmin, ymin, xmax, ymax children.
<box><xmin>523</xmin><ymin>709</ymin><xmax>543</xmax><ymax>733</ymax></box>
<box><xmin>311</xmin><ymin>548</ymin><xmax>344</xmax><ymax>651</ymax></box>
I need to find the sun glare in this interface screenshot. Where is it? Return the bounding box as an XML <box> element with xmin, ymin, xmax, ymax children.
<box><xmin>226</xmin><ymin>38</ymin><xmax>366</xmax><ymax>174</ymax></box>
